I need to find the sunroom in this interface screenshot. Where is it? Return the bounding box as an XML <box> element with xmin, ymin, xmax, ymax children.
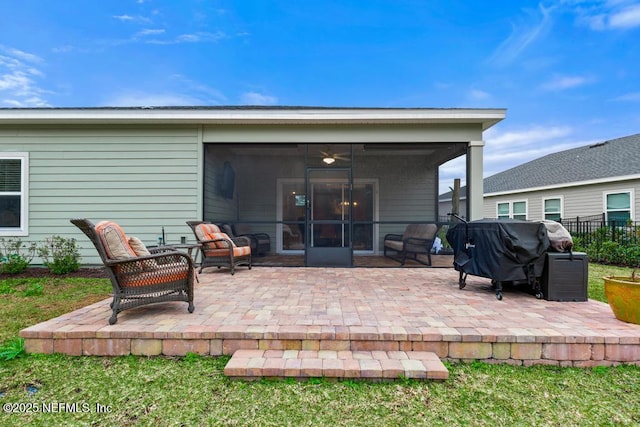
<box><xmin>199</xmin><ymin>108</ymin><xmax>504</xmax><ymax>267</ymax></box>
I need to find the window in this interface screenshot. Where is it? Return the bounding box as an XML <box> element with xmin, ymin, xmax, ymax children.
<box><xmin>605</xmin><ymin>191</ymin><xmax>632</xmax><ymax>223</ymax></box>
<box><xmin>496</xmin><ymin>200</ymin><xmax>527</xmax><ymax>220</ymax></box>
<box><xmin>543</xmin><ymin>197</ymin><xmax>562</xmax><ymax>221</ymax></box>
<box><xmin>512</xmin><ymin>201</ymin><xmax>527</xmax><ymax>220</ymax></box>
<box><xmin>0</xmin><ymin>153</ymin><xmax>28</xmax><ymax>236</ymax></box>
<box><xmin>497</xmin><ymin>202</ymin><xmax>510</xmax><ymax>219</ymax></box>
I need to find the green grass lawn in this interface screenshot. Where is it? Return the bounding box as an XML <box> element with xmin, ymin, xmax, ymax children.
<box><xmin>1</xmin><ymin>265</ymin><xmax>639</xmax><ymax>426</ymax></box>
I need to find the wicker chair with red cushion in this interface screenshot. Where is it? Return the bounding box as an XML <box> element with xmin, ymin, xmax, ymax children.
<box><xmin>71</xmin><ymin>218</ymin><xmax>194</xmax><ymax>325</ymax></box>
<box><xmin>191</xmin><ymin>222</ymin><xmax>252</xmax><ymax>275</ymax></box>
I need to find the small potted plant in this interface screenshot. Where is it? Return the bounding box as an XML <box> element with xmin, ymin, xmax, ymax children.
<box><xmin>604</xmin><ymin>269</ymin><xmax>640</xmax><ymax>325</ymax></box>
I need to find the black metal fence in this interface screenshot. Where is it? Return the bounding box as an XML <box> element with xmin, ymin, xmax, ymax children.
<box><xmin>437</xmin><ymin>214</ymin><xmax>640</xmax><ymax>264</ymax></box>
<box><xmin>559</xmin><ymin>215</ymin><xmax>640</xmax><ymax>247</ymax></box>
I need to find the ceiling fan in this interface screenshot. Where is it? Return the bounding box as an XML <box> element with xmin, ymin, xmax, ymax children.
<box><xmin>320</xmin><ymin>146</ymin><xmax>350</xmax><ymax>164</ymax></box>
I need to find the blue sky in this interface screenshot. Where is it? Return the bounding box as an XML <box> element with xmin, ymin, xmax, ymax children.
<box><xmin>1</xmin><ymin>0</ymin><xmax>639</xmax><ymax>193</ymax></box>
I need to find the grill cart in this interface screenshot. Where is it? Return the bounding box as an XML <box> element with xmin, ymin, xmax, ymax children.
<box><xmin>446</xmin><ymin>216</ymin><xmax>550</xmax><ymax>300</ymax></box>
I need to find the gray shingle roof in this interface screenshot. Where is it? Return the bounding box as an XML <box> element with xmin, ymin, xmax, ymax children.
<box><xmin>439</xmin><ymin>133</ymin><xmax>640</xmax><ymax>200</ymax></box>
<box><xmin>485</xmin><ymin>133</ymin><xmax>640</xmax><ymax>194</ymax></box>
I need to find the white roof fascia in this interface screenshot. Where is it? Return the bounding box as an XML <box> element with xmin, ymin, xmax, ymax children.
<box><xmin>484</xmin><ymin>173</ymin><xmax>640</xmax><ymax>197</ymax></box>
<box><xmin>0</xmin><ymin>107</ymin><xmax>506</xmax><ymax>129</ymax></box>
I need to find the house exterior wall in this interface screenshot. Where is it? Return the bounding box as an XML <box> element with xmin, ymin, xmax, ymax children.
<box><xmin>356</xmin><ymin>155</ymin><xmax>437</xmax><ymax>249</ymax></box>
<box><xmin>483</xmin><ymin>178</ymin><xmax>640</xmax><ymax>221</ymax></box>
<box><xmin>0</xmin><ymin>107</ymin><xmax>503</xmax><ymax>265</ymax></box>
<box><xmin>0</xmin><ymin>125</ymin><xmax>202</xmax><ymax>264</ymax></box>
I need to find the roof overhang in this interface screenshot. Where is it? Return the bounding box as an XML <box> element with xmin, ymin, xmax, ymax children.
<box><xmin>0</xmin><ymin>106</ymin><xmax>506</xmax><ymax>130</ymax></box>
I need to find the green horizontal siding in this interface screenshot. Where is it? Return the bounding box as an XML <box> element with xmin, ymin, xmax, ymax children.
<box><xmin>0</xmin><ymin>126</ymin><xmax>201</xmax><ymax>265</ymax></box>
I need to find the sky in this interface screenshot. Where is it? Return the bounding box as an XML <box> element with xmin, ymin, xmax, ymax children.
<box><xmin>1</xmin><ymin>0</ymin><xmax>639</xmax><ymax>193</ymax></box>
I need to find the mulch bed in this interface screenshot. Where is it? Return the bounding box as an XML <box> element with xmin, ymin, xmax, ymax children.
<box><xmin>0</xmin><ymin>267</ymin><xmax>109</xmax><ymax>279</ymax></box>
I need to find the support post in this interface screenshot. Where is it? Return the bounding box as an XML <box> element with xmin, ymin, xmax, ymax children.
<box><xmin>467</xmin><ymin>140</ymin><xmax>484</xmax><ymax>221</ymax></box>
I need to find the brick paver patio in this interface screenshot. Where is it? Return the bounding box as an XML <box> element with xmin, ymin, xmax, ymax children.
<box><xmin>21</xmin><ymin>266</ymin><xmax>640</xmax><ymax>373</ymax></box>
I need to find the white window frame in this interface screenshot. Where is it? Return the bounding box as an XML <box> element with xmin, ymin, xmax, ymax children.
<box><xmin>0</xmin><ymin>152</ymin><xmax>29</xmax><ymax>237</ymax></box>
<box><xmin>542</xmin><ymin>196</ymin><xmax>563</xmax><ymax>221</ymax></box>
<box><xmin>496</xmin><ymin>199</ymin><xmax>528</xmax><ymax>220</ymax></box>
<box><xmin>603</xmin><ymin>189</ymin><xmax>634</xmax><ymax>222</ymax></box>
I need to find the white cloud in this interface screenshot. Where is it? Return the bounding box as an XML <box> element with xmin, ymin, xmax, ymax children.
<box><xmin>136</xmin><ymin>29</ymin><xmax>166</xmax><ymax>37</ymax></box>
<box><xmin>0</xmin><ymin>45</ymin><xmax>51</xmax><ymax>107</ymax></box>
<box><xmin>439</xmin><ymin>156</ymin><xmax>467</xmax><ymax>195</ymax></box>
<box><xmin>608</xmin><ymin>3</ymin><xmax>640</xmax><ymax>28</ymax></box>
<box><xmin>136</xmin><ymin>31</ymin><xmax>227</xmax><ymax>45</ymax></box>
<box><xmin>482</xmin><ymin>125</ymin><xmax>583</xmax><ymax>178</ymax></box>
<box><xmin>101</xmin><ymin>91</ymin><xmax>206</xmax><ymax>107</ymax></box>
<box><xmin>240</xmin><ymin>91</ymin><xmax>278</xmax><ymax>105</ymax></box>
<box><xmin>469</xmin><ymin>89</ymin><xmax>490</xmax><ymax>100</ymax></box>
<box><xmin>540</xmin><ymin>75</ymin><xmax>594</xmax><ymax>91</ymax></box>
<box><xmin>574</xmin><ymin>1</ymin><xmax>640</xmax><ymax>30</ymax></box>
<box><xmin>0</xmin><ymin>71</ymin><xmax>32</xmax><ymax>91</ymax></box>
<box><xmin>1</xmin><ymin>46</ymin><xmax>43</xmax><ymax>64</ymax></box>
<box><xmin>614</xmin><ymin>91</ymin><xmax>640</xmax><ymax>101</ymax></box>
<box><xmin>113</xmin><ymin>14</ymin><xmax>135</xmax><ymax>22</ymax></box>
<box><xmin>101</xmin><ymin>75</ymin><xmax>227</xmax><ymax>107</ymax></box>
<box><xmin>487</xmin><ymin>3</ymin><xmax>555</xmax><ymax>66</ymax></box>
<box><xmin>485</xmin><ymin>125</ymin><xmax>573</xmax><ymax>149</ymax></box>
<box><xmin>180</xmin><ymin>31</ymin><xmax>227</xmax><ymax>43</ymax></box>
<box><xmin>113</xmin><ymin>14</ymin><xmax>152</xmax><ymax>24</ymax></box>
<box><xmin>169</xmin><ymin>74</ymin><xmax>227</xmax><ymax>103</ymax></box>
<box><xmin>439</xmin><ymin>124</ymin><xmax>592</xmax><ymax>193</ymax></box>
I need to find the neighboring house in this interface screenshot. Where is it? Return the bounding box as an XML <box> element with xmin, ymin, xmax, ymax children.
<box><xmin>439</xmin><ymin>133</ymin><xmax>640</xmax><ymax>223</ymax></box>
<box><xmin>0</xmin><ymin>106</ymin><xmax>504</xmax><ymax>266</ymax></box>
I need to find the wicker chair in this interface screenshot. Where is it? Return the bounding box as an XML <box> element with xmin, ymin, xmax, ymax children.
<box><xmin>383</xmin><ymin>223</ymin><xmax>439</xmax><ymax>266</ymax></box>
<box><xmin>188</xmin><ymin>222</ymin><xmax>252</xmax><ymax>275</ymax></box>
<box><xmin>71</xmin><ymin>218</ymin><xmax>195</xmax><ymax>325</ymax></box>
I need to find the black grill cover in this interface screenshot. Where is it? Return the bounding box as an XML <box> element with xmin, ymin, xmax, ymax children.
<box><xmin>446</xmin><ymin>219</ymin><xmax>550</xmax><ymax>282</ymax></box>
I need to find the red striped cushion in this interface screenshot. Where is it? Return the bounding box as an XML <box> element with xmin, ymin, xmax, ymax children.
<box><xmin>208</xmin><ymin>232</ymin><xmax>232</xmax><ymax>249</ymax></box>
<box><xmin>195</xmin><ymin>223</ymin><xmax>221</xmax><ymax>241</ymax></box>
<box><xmin>232</xmin><ymin>246</ymin><xmax>251</xmax><ymax>257</ymax></box>
<box><xmin>203</xmin><ymin>246</ymin><xmax>251</xmax><ymax>257</ymax></box>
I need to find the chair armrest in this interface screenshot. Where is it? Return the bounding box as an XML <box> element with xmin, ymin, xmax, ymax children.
<box><xmin>241</xmin><ymin>232</ymin><xmax>270</xmax><ymax>239</ymax></box>
<box><xmin>384</xmin><ymin>233</ymin><xmax>403</xmax><ymax>241</ymax></box>
<box><xmin>231</xmin><ymin>236</ymin><xmax>251</xmax><ymax>247</ymax></box>
<box><xmin>148</xmin><ymin>246</ymin><xmax>179</xmax><ymax>254</ymax></box>
<box><xmin>104</xmin><ymin>250</ymin><xmax>193</xmax><ymax>269</ymax></box>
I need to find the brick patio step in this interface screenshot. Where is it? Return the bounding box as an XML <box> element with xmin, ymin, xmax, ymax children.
<box><xmin>224</xmin><ymin>349</ymin><xmax>449</xmax><ymax>381</ymax></box>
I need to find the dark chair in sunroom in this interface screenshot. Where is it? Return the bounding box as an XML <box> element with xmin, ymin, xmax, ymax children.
<box><xmin>383</xmin><ymin>223</ymin><xmax>439</xmax><ymax>266</ymax></box>
<box><xmin>71</xmin><ymin>218</ymin><xmax>195</xmax><ymax>325</ymax></box>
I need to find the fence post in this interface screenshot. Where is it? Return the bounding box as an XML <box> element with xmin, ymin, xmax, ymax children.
<box><xmin>612</xmin><ymin>220</ymin><xmax>617</xmax><ymax>243</ymax></box>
